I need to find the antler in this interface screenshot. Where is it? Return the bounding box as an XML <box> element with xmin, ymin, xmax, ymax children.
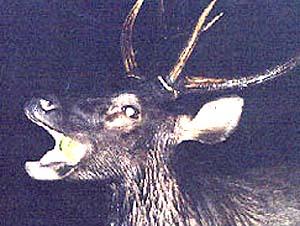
<box><xmin>158</xmin><ymin>0</ymin><xmax>223</xmax><ymax>96</ymax></box>
<box><xmin>163</xmin><ymin>0</ymin><xmax>221</xmax><ymax>83</ymax></box>
<box><xmin>157</xmin><ymin>0</ymin><xmax>298</xmax><ymax>97</ymax></box>
<box><xmin>179</xmin><ymin>56</ymin><xmax>299</xmax><ymax>93</ymax></box>
<box><xmin>121</xmin><ymin>0</ymin><xmax>144</xmax><ymax>78</ymax></box>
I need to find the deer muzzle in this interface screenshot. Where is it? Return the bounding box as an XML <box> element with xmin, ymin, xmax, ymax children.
<box><xmin>24</xmin><ymin>97</ymin><xmax>89</xmax><ymax>180</ymax></box>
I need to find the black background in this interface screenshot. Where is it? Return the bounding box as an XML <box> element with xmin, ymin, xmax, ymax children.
<box><xmin>1</xmin><ymin>0</ymin><xmax>299</xmax><ymax>225</ymax></box>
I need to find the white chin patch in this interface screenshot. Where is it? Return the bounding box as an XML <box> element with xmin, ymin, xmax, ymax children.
<box><xmin>25</xmin><ymin>161</ymin><xmax>62</xmax><ymax>180</ymax></box>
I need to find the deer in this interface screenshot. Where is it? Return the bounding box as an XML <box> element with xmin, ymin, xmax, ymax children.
<box><xmin>23</xmin><ymin>0</ymin><xmax>300</xmax><ymax>225</ymax></box>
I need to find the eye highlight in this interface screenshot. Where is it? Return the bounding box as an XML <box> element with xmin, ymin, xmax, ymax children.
<box><xmin>121</xmin><ymin>105</ymin><xmax>140</xmax><ymax>119</ymax></box>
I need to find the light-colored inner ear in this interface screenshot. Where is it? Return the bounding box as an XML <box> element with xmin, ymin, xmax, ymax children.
<box><xmin>176</xmin><ymin>96</ymin><xmax>244</xmax><ymax>144</ymax></box>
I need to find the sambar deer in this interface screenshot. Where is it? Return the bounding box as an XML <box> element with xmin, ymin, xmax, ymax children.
<box><xmin>24</xmin><ymin>0</ymin><xmax>300</xmax><ymax>225</ymax></box>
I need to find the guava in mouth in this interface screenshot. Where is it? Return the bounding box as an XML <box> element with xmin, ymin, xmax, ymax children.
<box><xmin>25</xmin><ymin>123</ymin><xmax>87</xmax><ymax>180</ymax></box>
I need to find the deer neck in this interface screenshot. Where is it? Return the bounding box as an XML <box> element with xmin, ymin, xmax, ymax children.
<box><xmin>110</xmin><ymin>149</ymin><xmax>195</xmax><ymax>226</ymax></box>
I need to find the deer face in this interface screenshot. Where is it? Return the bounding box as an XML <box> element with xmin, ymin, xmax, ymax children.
<box><xmin>24</xmin><ymin>87</ymin><xmax>171</xmax><ymax>181</ymax></box>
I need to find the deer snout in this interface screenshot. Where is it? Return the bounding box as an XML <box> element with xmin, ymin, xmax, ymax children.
<box><xmin>25</xmin><ymin>95</ymin><xmax>59</xmax><ymax>112</ymax></box>
<box><xmin>24</xmin><ymin>96</ymin><xmax>62</xmax><ymax>127</ymax></box>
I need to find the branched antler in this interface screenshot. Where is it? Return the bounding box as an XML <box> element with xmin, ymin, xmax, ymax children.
<box><xmin>156</xmin><ymin>0</ymin><xmax>298</xmax><ymax>97</ymax></box>
<box><xmin>157</xmin><ymin>0</ymin><xmax>222</xmax><ymax>96</ymax></box>
<box><xmin>121</xmin><ymin>0</ymin><xmax>144</xmax><ymax>78</ymax></box>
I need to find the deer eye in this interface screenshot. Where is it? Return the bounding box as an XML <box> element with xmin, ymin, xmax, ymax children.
<box><xmin>121</xmin><ymin>105</ymin><xmax>140</xmax><ymax>119</ymax></box>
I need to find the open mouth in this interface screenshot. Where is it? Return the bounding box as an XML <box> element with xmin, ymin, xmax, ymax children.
<box><xmin>25</xmin><ymin>119</ymin><xmax>87</xmax><ymax>180</ymax></box>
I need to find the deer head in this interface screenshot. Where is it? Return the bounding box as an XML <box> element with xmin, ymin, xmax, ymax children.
<box><xmin>24</xmin><ymin>0</ymin><xmax>298</xmax><ymax>225</ymax></box>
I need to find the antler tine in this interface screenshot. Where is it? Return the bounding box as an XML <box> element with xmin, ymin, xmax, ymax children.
<box><xmin>180</xmin><ymin>56</ymin><xmax>299</xmax><ymax>93</ymax></box>
<box><xmin>121</xmin><ymin>0</ymin><xmax>144</xmax><ymax>79</ymax></box>
<box><xmin>164</xmin><ymin>0</ymin><xmax>221</xmax><ymax>86</ymax></box>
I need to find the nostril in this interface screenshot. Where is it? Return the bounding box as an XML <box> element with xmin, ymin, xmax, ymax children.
<box><xmin>40</xmin><ymin>99</ymin><xmax>56</xmax><ymax>111</ymax></box>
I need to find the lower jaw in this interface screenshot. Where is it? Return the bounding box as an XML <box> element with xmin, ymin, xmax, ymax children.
<box><xmin>25</xmin><ymin>161</ymin><xmax>65</xmax><ymax>180</ymax></box>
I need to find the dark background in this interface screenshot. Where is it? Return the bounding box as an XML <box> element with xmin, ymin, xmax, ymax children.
<box><xmin>0</xmin><ymin>0</ymin><xmax>299</xmax><ymax>225</ymax></box>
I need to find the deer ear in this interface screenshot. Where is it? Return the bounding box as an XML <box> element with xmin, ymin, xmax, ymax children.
<box><xmin>176</xmin><ymin>96</ymin><xmax>244</xmax><ymax>144</ymax></box>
